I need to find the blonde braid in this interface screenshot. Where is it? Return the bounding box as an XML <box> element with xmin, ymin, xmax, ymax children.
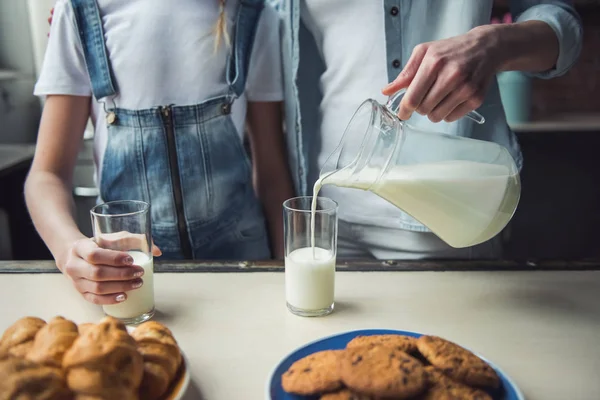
<box><xmin>213</xmin><ymin>0</ymin><xmax>231</xmax><ymax>52</ymax></box>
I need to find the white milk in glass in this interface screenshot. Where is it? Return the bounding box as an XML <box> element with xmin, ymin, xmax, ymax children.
<box><xmin>285</xmin><ymin>247</ymin><xmax>335</xmax><ymax>311</ymax></box>
<box><xmin>103</xmin><ymin>251</ymin><xmax>154</xmax><ymax>319</ymax></box>
<box><xmin>313</xmin><ymin>160</ymin><xmax>520</xmax><ymax>248</ymax></box>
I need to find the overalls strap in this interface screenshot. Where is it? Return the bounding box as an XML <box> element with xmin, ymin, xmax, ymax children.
<box><xmin>227</xmin><ymin>0</ymin><xmax>265</xmax><ymax>98</ymax></box>
<box><xmin>70</xmin><ymin>0</ymin><xmax>117</xmax><ymax>101</ymax></box>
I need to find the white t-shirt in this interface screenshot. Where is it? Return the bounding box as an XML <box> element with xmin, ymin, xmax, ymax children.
<box><xmin>301</xmin><ymin>0</ymin><xmax>405</xmax><ymax>227</ymax></box>
<box><xmin>35</xmin><ymin>0</ymin><xmax>284</xmax><ymax>180</ymax></box>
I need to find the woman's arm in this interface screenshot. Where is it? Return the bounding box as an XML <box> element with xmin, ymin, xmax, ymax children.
<box><xmin>506</xmin><ymin>0</ymin><xmax>583</xmax><ymax>78</ymax></box>
<box><xmin>245</xmin><ymin>101</ymin><xmax>295</xmax><ymax>259</ymax></box>
<box><xmin>25</xmin><ymin>95</ymin><xmax>146</xmax><ymax>304</ymax></box>
<box><xmin>382</xmin><ymin>1</ymin><xmax>582</xmax><ymax>122</ymax></box>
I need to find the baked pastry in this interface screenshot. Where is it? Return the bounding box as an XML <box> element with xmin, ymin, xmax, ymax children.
<box><xmin>416</xmin><ymin>336</ymin><xmax>500</xmax><ymax>389</ymax></box>
<box><xmin>339</xmin><ymin>345</ymin><xmax>428</xmax><ymax>399</ymax></box>
<box><xmin>419</xmin><ymin>366</ymin><xmax>492</xmax><ymax>400</ymax></box>
<box><xmin>0</xmin><ymin>356</ymin><xmax>71</xmax><ymax>400</ymax></box>
<box><xmin>27</xmin><ymin>316</ymin><xmax>79</xmax><ymax>367</ymax></box>
<box><xmin>346</xmin><ymin>334</ymin><xmax>417</xmax><ymax>354</ymax></box>
<box><xmin>62</xmin><ymin>316</ymin><xmax>143</xmax><ymax>399</ymax></box>
<box><xmin>130</xmin><ymin>321</ymin><xmax>182</xmax><ymax>400</ymax></box>
<box><xmin>77</xmin><ymin>323</ymin><xmax>94</xmax><ymax>336</ymax></box>
<box><xmin>281</xmin><ymin>350</ymin><xmax>343</xmax><ymax>395</ymax></box>
<box><xmin>320</xmin><ymin>389</ymin><xmax>373</xmax><ymax>400</ymax></box>
<box><xmin>0</xmin><ymin>317</ymin><xmax>46</xmax><ymax>359</ymax></box>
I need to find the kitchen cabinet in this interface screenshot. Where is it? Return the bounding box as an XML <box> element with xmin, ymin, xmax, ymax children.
<box><xmin>0</xmin><ymin>144</ymin><xmax>50</xmax><ymax>260</ymax></box>
<box><xmin>506</xmin><ymin>130</ymin><xmax>600</xmax><ymax>260</ymax></box>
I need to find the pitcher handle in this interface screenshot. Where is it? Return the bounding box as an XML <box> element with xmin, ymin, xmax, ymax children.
<box><xmin>385</xmin><ymin>89</ymin><xmax>485</xmax><ymax>125</ymax></box>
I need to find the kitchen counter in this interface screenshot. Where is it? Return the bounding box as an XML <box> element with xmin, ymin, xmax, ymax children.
<box><xmin>1</xmin><ymin>260</ymin><xmax>599</xmax><ymax>399</ymax></box>
<box><xmin>509</xmin><ymin>113</ymin><xmax>600</xmax><ymax>133</ymax></box>
<box><xmin>0</xmin><ymin>143</ymin><xmax>35</xmax><ymax>178</ymax></box>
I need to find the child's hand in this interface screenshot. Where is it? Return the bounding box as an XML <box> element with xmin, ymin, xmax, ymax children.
<box><xmin>61</xmin><ymin>236</ymin><xmax>161</xmax><ymax>306</ymax></box>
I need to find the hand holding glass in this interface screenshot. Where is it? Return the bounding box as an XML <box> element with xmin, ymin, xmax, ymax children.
<box><xmin>91</xmin><ymin>200</ymin><xmax>155</xmax><ymax>324</ymax></box>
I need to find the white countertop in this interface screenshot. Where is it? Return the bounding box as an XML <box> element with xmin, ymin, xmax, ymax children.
<box><xmin>1</xmin><ymin>271</ymin><xmax>599</xmax><ymax>400</ymax></box>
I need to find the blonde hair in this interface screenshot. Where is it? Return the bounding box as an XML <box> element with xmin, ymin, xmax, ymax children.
<box><xmin>213</xmin><ymin>0</ymin><xmax>231</xmax><ymax>52</ymax></box>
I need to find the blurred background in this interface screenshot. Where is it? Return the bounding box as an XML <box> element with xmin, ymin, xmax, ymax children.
<box><xmin>0</xmin><ymin>0</ymin><xmax>599</xmax><ymax>260</ymax></box>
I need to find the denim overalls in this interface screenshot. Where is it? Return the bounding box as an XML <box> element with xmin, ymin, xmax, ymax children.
<box><xmin>71</xmin><ymin>0</ymin><xmax>271</xmax><ymax>260</ymax></box>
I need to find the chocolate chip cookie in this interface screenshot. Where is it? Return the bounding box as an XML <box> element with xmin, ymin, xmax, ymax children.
<box><xmin>339</xmin><ymin>345</ymin><xmax>427</xmax><ymax>399</ymax></box>
<box><xmin>281</xmin><ymin>350</ymin><xmax>343</xmax><ymax>395</ymax></box>
<box><xmin>419</xmin><ymin>366</ymin><xmax>492</xmax><ymax>400</ymax></box>
<box><xmin>416</xmin><ymin>336</ymin><xmax>500</xmax><ymax>389</ymax></box>
<box><xmin>320</xmin><ymin>388</ymin><xmax>373</xmax><ymax>400</ymax></box>
<box><xmin>346</xmin><ymin>334</ymin><xmax>417</xmax><ymax>354</ymax></box>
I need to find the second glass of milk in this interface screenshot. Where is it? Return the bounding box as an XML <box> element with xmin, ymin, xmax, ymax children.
<box><xmin>91</xmin><ymin>200</ymin><xmax>155</xmax><ymax>325</ymax></box>
<box><xmin>283</xmin><ymin>196</ymin><xmax>338</xmax><ymax>317</ymax></box>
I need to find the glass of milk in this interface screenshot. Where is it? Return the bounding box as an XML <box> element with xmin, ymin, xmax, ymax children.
<box><xmin>283</xmin><ymin>196</ymin><xmax>338</xmax><ymax>317</ymax></box>
<box><xmin>90</xmin><ymin>200</ymin><xmax>155</xmax><ymax>325</ymax></box>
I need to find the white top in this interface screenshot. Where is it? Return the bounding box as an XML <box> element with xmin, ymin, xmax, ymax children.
<box><xmin>34</xmin><ymin>0</ymin><xmax>283</xmax><ymax>180</ymax></box>
<box><xmin>0</xmin><ymin>269</ymin><xmax>599</xmax><ymax>400</ymax></box>
<box><xmin>301</xmin><ymin>0</ymin><xmax>406</xmax><ymax>227</ymax></box>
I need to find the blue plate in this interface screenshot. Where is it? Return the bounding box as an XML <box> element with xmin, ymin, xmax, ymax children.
<box><xmin>267</xmin><ymin>329</ymin><xmax>524</xmax><ymax>400</ymax></box>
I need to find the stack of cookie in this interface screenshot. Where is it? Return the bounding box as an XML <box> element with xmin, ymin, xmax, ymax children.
<box><xmin>282</xmin><ymin>334</ymin><xmax>501</xmax><ymax>399</ymax></box>
<box><xmin>0</xmin><ymin>315</ymin><xmax>183</xmax><ymax>400</ymax></box>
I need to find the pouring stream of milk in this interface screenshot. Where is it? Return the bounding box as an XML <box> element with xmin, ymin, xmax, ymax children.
<box><xmin>310</xmin><ymin>178</ymin><xmax>326</xmax><ymax>256</ymax></box>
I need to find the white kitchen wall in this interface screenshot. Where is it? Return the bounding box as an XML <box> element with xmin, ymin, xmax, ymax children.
<box><xmin>0</xmin><ymin>0</ymin><xmax>44</xmax><ymax>144</ymax></box>
<box><xmin>27</xmin><ymin>0</ymin><xmax>56</xmax><ymax>77</ymax></box>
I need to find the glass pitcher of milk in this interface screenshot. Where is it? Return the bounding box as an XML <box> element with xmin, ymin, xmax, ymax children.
<box><xmin>315</xmin><ymin>89</ymin><xmax>521</xmax><ymax>249</ymax></box>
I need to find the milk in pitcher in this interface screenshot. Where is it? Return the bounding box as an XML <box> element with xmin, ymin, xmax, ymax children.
<box><xmin>312</xmin><ymin>160</ymin><xmax>520</xmax><ymax>248</ymax></box>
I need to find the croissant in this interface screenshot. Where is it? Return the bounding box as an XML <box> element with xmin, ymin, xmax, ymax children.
<box><xmin>0</xmin><ymin>317</ymin><xmax>46</xmax><ymax>359</ymax></box>
<box><xmin>130</xmin><ymin>321</ymin><xmax>182</xmax><ymax>400</ymax></box>
<box><xmin>0</xmin><ymin>356</ymin><xmax>71</xmax><ymax>400</ymax></box>
<box><xmin>77</xmin><ymin>323</ymin><xmax>94</xmax><ymax>336</ymax></box>
<box><xmin>62</xmin><ymin>317</ymin><xmax>143</xmax><ymax>400</ymax></box>
<box><xmin>27</xmin><ymin>316</ymin><xmax>79</xmax><ymax>367</ymax></box>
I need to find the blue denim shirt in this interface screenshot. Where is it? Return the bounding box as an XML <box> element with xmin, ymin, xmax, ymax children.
<box><xmin>271</xmin><ymin>0</ymin><xmax>583</xmax><ymax>197</ymax></box>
